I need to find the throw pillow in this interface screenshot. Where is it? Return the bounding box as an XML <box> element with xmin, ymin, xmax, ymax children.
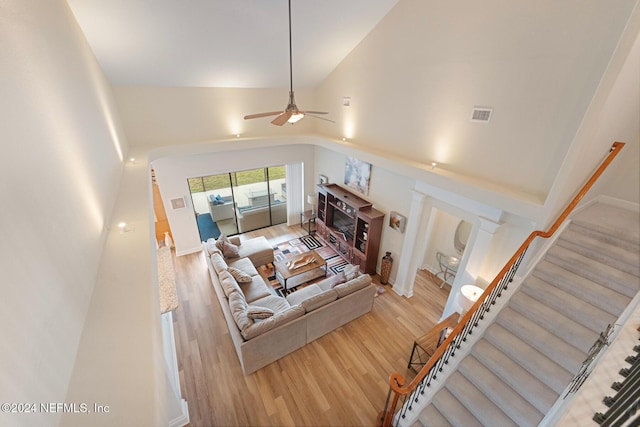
<box><xmin>343</xmin><ymin>264</ymin><xmax>360</xmax><ymax>281</ymax></box>
<box><xmin>328</xmin><ymin>272</ymin><xmax>347</xmax><ymax>288</ymax></box>
<box><xmin>214</xmin><ymin>233</ymin><xmax>229</xmax><ymax>251</ymax></box>
<box><xmin>247</xmin><ymin>305</ymin><xmax>274</xmax><ymax>320</ymax></box>
<box><xmin>227</xmin><ymin>266</ymin><xmax>252</xmax><ymax>283</ymax></box>
<box><xmin>220</xmin><ymin>240</ymin><xmax>239</xmax><ymax>258</ymax></box>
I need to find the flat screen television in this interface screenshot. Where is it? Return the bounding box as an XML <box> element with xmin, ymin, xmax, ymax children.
<box><xmin>332</xmin><ymin>208</ymin><xmax>355</xmax><ymax>239</ymax></box>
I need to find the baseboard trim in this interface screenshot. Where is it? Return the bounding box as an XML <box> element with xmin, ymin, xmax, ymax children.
<box><xmin>169</xmin><ymin>400</ymin><xmax>189</xmax><ymax>427</ymax></box>
<box><xmin>175</xmin><ymin>246</ymin><xmax>203</xmax><ymax>257</ymax></box>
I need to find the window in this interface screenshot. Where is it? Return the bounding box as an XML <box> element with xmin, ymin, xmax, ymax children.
<box><xmin>188</xmin><ymin>166</ymin><xmax>287</xmax><ymax>239</ymax></box>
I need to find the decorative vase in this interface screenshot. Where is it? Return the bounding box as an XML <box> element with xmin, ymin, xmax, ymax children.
<box><xmin>164</xmin><ymin>231</ymin><xmax>173</xmax><ymax>249</ymax></box>
<box><xmin>380</xmin><ymin>251</ymin><xmax>393</xmax><ymax>284</ymax></box>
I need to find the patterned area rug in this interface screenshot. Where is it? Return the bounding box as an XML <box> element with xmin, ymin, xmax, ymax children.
<box><xmin>258</xmin><ymin>236</ymin><xmax>343</xmax><ymax>297</ymax></box>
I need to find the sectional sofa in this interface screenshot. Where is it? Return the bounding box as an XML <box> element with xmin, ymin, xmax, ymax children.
<box><xmin>202</xmin><ymin>236</ymin><xmax>377</xmax><ymax>375</ymax></box>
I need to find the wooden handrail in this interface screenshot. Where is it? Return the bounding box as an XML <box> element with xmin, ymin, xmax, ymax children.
<box><xmin>380</xmin><ymin>141</ymin><xmax>626</xmax><ymax>427</ymax></box>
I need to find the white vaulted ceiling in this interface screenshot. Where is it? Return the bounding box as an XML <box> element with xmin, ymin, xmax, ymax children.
<box><xmin>66</xmin><ymin>0</ymin><xmax>399</xmax><ymax>89</ymax></box>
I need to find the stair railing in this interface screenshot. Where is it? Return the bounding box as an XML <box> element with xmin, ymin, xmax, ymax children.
<box><xmin>379</xmin><ymin>141</ymin><xmax>626</xmax><ymax>427</ymax></box>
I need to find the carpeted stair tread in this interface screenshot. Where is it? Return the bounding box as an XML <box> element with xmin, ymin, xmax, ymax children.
<box><xmin>471</xmin><ymin>339</ymin><xmax>558</xmax><ymax>414</ymax></box>
<box><xmin>520</xmin><ymin>275</ymin><xmax>616</xmax><ymax>336</ymax></box>
<box><xmin>508</xmin><ymin>292</ymin><xmax>598</xmax><ymax>352</ymax></box>
<box><xmin>416</xmin><ymin>404</ymin><xmax>451</xmax><ymax>427</ymax></box>
<box><xmin>533</xmin><ymin>260</ymin><xmax>631</xmax><ymax>316</ymax></box>
<box><xmin>431</xmin><ymin>388</ymin><xmax>483</xmax><ymax>427</ymax></box>
<box><xmin>484</xmin><ymin>323</ymin><xmax>572</xmax><ymax>394</ymax></box>
<box><xmin>445</xmin><ymin>371</ymin><xmax>518</xmax><ymax>427</ymax></box>
<box><xmin>458</xmin><ymin>355</ymin><xmax>543</xmax><ymax>426</ymax></box>
<box><xmin>496</xmin><ymin>306</ymin><xmax>586</xmax><ymax>373</ymax></box>
<box><xmin>570</xmin><ymin>203</ymin><xmax>640</xmax><ymax>247</ymax></box>
<box><xmin>558</xmin><ymin>224</ymin><xmax>640</xmax><ymax>277</ymax></box>
<box><xmin>407</xmin><ymin>203</ymin><xmax>637</xmax><ymax>426</ymax></box>
<box><xmin>545</xmin><ymin>245</ymin><xmax>639</xmax><ymax>298</ymax></box>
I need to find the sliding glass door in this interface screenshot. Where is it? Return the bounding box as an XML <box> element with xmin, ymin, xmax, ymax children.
<box><xmin>188</xmin><ymin>173</ymin><xmax>239</xmax><ymax>239</ymax></box>
<box><xmin>188</xmin><ymin>165</ymin><xmax>287</xmax><ymax>240</ymax></box>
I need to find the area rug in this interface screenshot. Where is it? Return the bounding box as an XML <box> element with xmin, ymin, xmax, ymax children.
<box><xmin>259</xmin><ymin>236</ymin><xmax>344</xmax><ymax>297</ymax></box>
<box><xmin>196</xmin><ymin>213</ymin><xmax>221</xmax><ymax>242</ymax></box>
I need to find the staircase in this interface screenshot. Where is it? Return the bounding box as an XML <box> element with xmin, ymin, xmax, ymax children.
<box><xmin>413</xmin><ymin>202</ymin><xmax>640</xmax><ymax>427</ymax></box>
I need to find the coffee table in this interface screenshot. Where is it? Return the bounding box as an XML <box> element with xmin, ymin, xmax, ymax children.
<box><xmin>274</xmin><ymin>250</ymin><xmax>327</xmax><ymax>294</ymax></box>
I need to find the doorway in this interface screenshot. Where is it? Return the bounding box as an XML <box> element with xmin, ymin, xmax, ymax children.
<box><xmin>418</xmin><ymin>208</ymin><xmax>471</xmax><ymax>311</ymax></box>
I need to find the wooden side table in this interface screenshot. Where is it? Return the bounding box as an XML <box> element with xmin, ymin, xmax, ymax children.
<box><xmin>300</xmin><ymin>210</ymin><xmax>316</xmax><ymax>235</ymax></box>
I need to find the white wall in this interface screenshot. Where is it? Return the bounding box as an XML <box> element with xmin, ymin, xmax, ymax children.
<box><xmin>316</xmin><ymin>0</ymin><xmax>637</xmax><ymax>202</ymax></box>
<box><xmin>151</xmin><ymin>137</ymin><xmax>316</xmax><ymax>255</ymax></box>
<box><xmin>0</xmin><ymin>1</ymin><xmax>164</xmax><ymax>426</ymax></box>
<box><xmin>544</xmin><ymin>6</ymin><xmax>640</xmax><ymax>223</ymax></box>
<box><xmin>580</xmin><ymin>24</ymin><xmax>640</xmax><ymax>207</ymax></box>
<box><xmin>113</xmin><ymin>86</ymin><xmax>318</xmax><ymax>146</ymax></box>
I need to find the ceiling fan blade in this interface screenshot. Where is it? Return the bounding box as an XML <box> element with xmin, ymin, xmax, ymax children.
<box><xmin>299</xmin><ymin>111</ymin><xmax>328</xmax><ymax>115</ymax></box>
<box><xmin>271</xmin><ymin>111</ymin><xmax>293</xmax><ymax>126</ymax></box>
<box><xmin>244</xmin><ymin>111</ymin><xmax>283</xmax><ymax>120</ymax></box>
<box><xmin>306</xmin><ymin>114</ymin><xmax>335</xmax><ymax>123</ymax></box>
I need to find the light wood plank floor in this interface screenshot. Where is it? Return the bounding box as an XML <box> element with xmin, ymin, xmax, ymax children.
<box><xmin>171</xmin><ymin>224</ymin><xmax>450</xmax><ymax>426</ymax></box>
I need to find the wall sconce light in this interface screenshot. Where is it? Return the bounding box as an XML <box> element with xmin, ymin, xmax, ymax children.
<box><xmin>431</xmin><ymin>162</ymin><xmax>437</xmax><ymax>169</ymax></box>
<box><xmin>129</xmin><ymin>157</ymin><xmax>136</xmax><ymax>164</ymax></box>
<box><xmin>117</xmin><ymin>222</ymin><xmax>134</xmax><ymax>233</ymax></box>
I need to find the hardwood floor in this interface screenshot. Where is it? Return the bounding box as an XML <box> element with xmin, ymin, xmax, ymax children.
<box><xmin>171</xmin><ymin>224</ymin><xmax>450</xmax><ymax>426</ymax></box>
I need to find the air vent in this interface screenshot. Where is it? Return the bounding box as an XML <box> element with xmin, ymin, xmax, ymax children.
<box><xmin>471</xmin><ymin>107</ymin><xmax>493</xmax><ymax>123</ymax></box>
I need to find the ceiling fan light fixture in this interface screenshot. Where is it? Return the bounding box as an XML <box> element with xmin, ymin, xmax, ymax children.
<box><xmin>288</xmin><ymin>113</ymin><xmax>305</xmax><ymax>124</ymax></box>
<box><xmin>243</xmin><ymin>0</ymin><xmax>332</xmax><ymax>126</ymax></box>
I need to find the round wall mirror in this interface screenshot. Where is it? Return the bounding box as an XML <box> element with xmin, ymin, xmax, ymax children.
<box><xmin>454</xmin><ymin>220</ymin><xmax>472</xmax><ymax>255</ymax></box>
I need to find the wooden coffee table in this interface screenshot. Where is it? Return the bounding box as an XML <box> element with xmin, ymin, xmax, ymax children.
<box><xmin>274</xmin><ymin>250</ymin><xmax>327</xmax><ymax>293</ymax></box>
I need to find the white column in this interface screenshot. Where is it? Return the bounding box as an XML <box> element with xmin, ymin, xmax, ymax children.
<box><xmin>392</xmin><ymin>191</ymin><xmax>430</xmax><ymax>297</ymax></box>
<box><xmin>285</xmin><ymin>162</ymin><xmax>303</xmax><ymax>225</ymax></box>
<box><xmin>443</xmin><ymin>216</ymin><xmax>501</xmax><ymax>317</ymax></box>
<box><xmin>162</xmin><ymin>311</ymin><xmax>190</xmax><ymax>427</ymax></box>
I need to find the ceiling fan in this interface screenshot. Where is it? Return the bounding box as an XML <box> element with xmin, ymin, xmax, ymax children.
<box><xmin>244</xmin><ymin>0</ymin><xmax>332</xmax><ymax>126</ymax></box>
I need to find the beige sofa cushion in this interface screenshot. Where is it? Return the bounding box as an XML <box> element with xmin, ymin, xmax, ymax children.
<box><xmin>251</xmin><ymin>295</ymin><xmax>291</xmax><ymax>314</ymax></box>
<box><xmin>219</xmin><ymin>270</ymin><xmax>242</xmax><ymax>297</ymax></box>
<box><xmin>316</xmin><ymin>272</ymin><xmax>347</xmax><ymax>292</ymax></box>
<box><xmin>286</xmin><ymin>284</ymin><xmax>338</xmax><ymax>313</ymax></box>
<box><xmin>228</xmin><ymin>292</ymin><xmax>252</xmax><ymax>332</ymax></box>
<box><xmin>210</xmin><ymin>253</ymin><xmax>228</xmax><ymax>275</ymax></box>
<box><xmin>228</xmin><ymin>266</ymin><xmax>252</xmax><ymax>283</ymax></box>
<box><xmin>204</xmin><ymin>238</ymin><xmax>220</xmax><ymax>256</ymax></box>
<box><xmin>227</xmin><ymin>257</ymin><xmax>259</xmax><ymax>277</ymax></box>
<box><xmin>334</xmin><ymin>274</ymin><xmax>372</xmax><ymax>298</ymax></box>
<box><xmin>234</xmin><ymin>236</ymin><xmax>274</xmax><ymax>267</ymax></box>
<box><xmin>241</xmin><ymin>305</ymin><xmax>305</xmax><ymax>340</ymax></box>
<box><xmin>240</xmin><ymin>276</ymin><xmax>272</xmax><ymax>303</ymax></box>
